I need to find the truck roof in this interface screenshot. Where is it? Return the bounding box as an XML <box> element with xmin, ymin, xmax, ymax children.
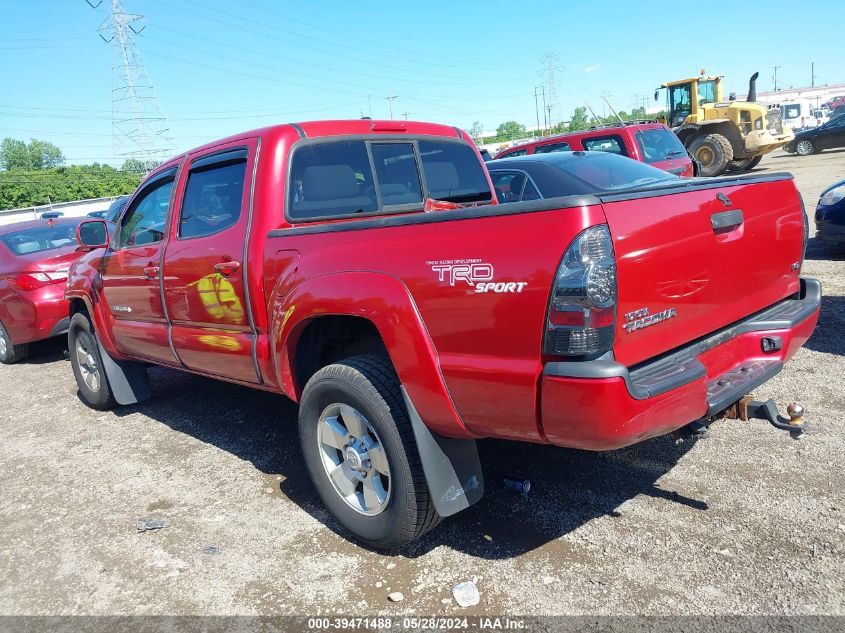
<box><xmin>183</xmin><ymin>119</ymin><xmax>465</xmax><ymax>158</ymax></box>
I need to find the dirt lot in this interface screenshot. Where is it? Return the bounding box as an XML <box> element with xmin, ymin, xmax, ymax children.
<box><xmin>1</xmin><ymin>149</ymin><xmax>843</xmax><ymax>617</ymax></box>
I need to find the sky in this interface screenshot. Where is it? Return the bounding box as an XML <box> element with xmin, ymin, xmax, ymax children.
<box><xmin>2</xmin><ymin>0</ymin><xmax>844</xmax><ymax>166</ymax></box>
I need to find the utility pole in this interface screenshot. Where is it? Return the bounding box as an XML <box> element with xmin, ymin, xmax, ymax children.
<box><xmin>541</xmin><ymin>84</ymin><xmax>547</xmax><ymax>132</ymax></box>
<box><xmin>533</xmin><ymin>86</ymin><xmax>541</xmax><ymax>135</ymax></box>
<box><xmin>385</xmin><ymin>93</ymin><xmax>398</xmax><ymax>120</ymax></box>
<box><xmin>773</xmin><ymin>65</ymin><xmax>781</xmax><ymax>91</ymax></box>
<box><xmin>366</xmin><ymin>94</ymin><xmax>372</xmax><ymax>117</ymax></box>
<box><xmin>600</xmin><ymin>92</ymin><xmax>613</xmax><ymax>118</ymax></box>
<box><xmin>811</xmin><ymin>62</ymin><xmax>816</xmax><ymax>87</ymax></box>
<box><xmin>86</xmin><ymin>0</ymin><xmax>172</xmax><ymax>171</ymax></box>
<box><xmin>401</xmin><ymin>111</ymin><xmax>412</xmax><ymax>121</ymax></box>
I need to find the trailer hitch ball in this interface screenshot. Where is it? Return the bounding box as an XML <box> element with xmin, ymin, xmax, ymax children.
<box><xmin>725</xmin><ymin>397</ymin><xmax>808</xmax><ymax>440</ymax></box>
<box><xmin>787</xmin><ymin>402</ymin><xmax>804</xmax><ymax>425</ymax></box>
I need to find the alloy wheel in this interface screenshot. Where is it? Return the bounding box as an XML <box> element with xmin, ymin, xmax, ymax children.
<box><xmin>75</xmin><ymin>331</ymin><xmax>101</xmax><ymax>393</ymax></box>
<box><xmin>796</xmin><ymin>140</ymin><xmax>814</xmax><ymax>156</ymax></box>
<box><xmin>317</xmin><ymin>403</ymin><xmax>391</xmax><ymax>516</ymax></box>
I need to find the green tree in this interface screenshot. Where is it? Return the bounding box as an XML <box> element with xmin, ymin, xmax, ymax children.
<box><xmin>121</xmin><ymin>158</ymin><xmax>149</xmax><ymax>173</ymax></box>
<box><xmin>468</xmin><ymin>121</ymin><xmax>484</xmax><ymax>142</ymax></box>
<box><xmin>567</xmin><ymin>107</ymin><xmax>591</xmax><ymax>132</ymax></box>
<box><xmin>0</xmin><ymin>137</ymin><xmax>65</xmax><ymax>170</ymax></box>
<box><xmin>27</xmin><ymin>139</ymin><xmax>65</xmax><ymax>169</ymax></box>
<box><xmin>0</xmin><ymin>138</ymin><xmax>30</xmax><ymax>170</ymax></box>
<box><xmin>496</xmin><ymin>120</ymin><xmax>526</xmax><ymax>140</ymax></box>
<box><xmin>0</xmin><ymin>164</ymin><xmax>142</xmax><ymax>210</ymax></box>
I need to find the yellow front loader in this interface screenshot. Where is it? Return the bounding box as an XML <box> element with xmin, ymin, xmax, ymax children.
<box><xmin>656</xmin><ymin>71</ymin><xmax>793</xmax><ymax>176</ymax></box>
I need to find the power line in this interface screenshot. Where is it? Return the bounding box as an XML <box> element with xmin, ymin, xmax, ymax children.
<box><xmin>167</xmin><ymin>0</ymin><xmax>504</xmax><ymax>75</ymax></box>
<box><xmin>235</xmin><ymin>0</ymin><xmax>505</xmax><ymax>72</ymax></box>
<box><xmin>144</xmin><ymin>26</ymin><xmax>471</xmax><ymax>89</ymax></box>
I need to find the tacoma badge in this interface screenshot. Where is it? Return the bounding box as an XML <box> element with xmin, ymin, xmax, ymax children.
<box><xmin>623</xmin><ymin>307</ymin><xmax>677</xmax><ymax>333</ymax></box>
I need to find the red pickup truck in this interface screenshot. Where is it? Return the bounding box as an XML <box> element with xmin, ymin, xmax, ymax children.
<box><xmin>66</xmin><ymin>119</ymin><xmax>820</xmax><ymax>549</ymax></box>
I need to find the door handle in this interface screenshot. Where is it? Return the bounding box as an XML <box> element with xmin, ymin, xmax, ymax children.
<box><xmin>143</xmin><ymin>265</ymin><xmax>160</xmax><ymax>280</ymax></box>
<box><xmin>711</xmin><ymin>209</ymin><xmax>744</xmax><ymax>232</ymax></box>
<box><xmin>214</xmin><ymin>260</ymin><xmax>241</xmax><ymax>276</ymax></box>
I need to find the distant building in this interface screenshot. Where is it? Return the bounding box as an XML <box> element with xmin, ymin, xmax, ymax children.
<box><xmin>737</xmin><ymin>82</ymin><xmax>845</xmax><ymax>107</ymax></box>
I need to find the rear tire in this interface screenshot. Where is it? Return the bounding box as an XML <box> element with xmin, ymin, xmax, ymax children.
<box><xmin>68</xmin><ymin>313</ymin><xmax>116</xmax><ymax>410</ymax></box>
<box><xmin>0</xmin><ymin>320</ymin><xmax>29</xmax><ymax>365</ymax></box>
<box><xmin>690</xmin><ymin>133</ymin><xmax>733</xmax><ymax>177</ymax></box>
<box><xmin>795</xmin><ymin>140</ymin><xmax>816</xmax><ymax>156</ymax></box>
<box><xmin>298</xmin><ymin>354</ymin><xmax>441</xmax><ymax>550</ymax></box>
<box><xmin>727</xmin><ymin>155</ymin><xmax>762</xmax><ymax>171</ymax></box>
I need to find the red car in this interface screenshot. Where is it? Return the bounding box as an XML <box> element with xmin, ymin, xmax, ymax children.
<box><xmin>0</xmin><ymin>217</ymin><xmax>85</xmax><ymax>363</ymax></box>
<box><xmin>66</xmin><ymin>119</ymin><xmax>818</xmax><ymax>549</ymax></box>
<box><xmin>494</xmin><ymin>122</ymin><xmax>695</xmax><ymax>177</ymax></box>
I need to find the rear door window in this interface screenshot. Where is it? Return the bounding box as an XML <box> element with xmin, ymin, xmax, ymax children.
<box><xmin>582</xmin><ymin>135</ymin><xmax>629</xmax><ymax>156</ymax></box>
<box><xmin>534</xmin><ymin>141</ymin><xmax>571</xmax><ymax>154</ymax></box>
<box><xmin>288</xmin><ymin>139</ymin><xmax>491</xmax><ymax>222</ymax></box>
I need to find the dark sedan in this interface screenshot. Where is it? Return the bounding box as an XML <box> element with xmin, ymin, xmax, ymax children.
<box><xmin>486</xmin><ymin>150</ymin><xmax>677</xmax><ymax>203</ymax></box>
<box><xmin>815</xmin><ymin>179</ymin><xmax>845</xmax><ymax>244</ymax></box>
<box><xmin>785</xmin><ymin>114</ymin><xmax>845</xmax><ymax>156</ymax></box>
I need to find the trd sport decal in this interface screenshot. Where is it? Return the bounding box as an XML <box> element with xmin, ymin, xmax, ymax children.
<box><xmin>428</xmin><ymin>259</ymin><xmax>528</xmax><ymax>294</ymax></box>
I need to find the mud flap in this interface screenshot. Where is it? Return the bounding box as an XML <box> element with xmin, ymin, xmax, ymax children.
<box><xmin>97</xmin><ymin>340</ymin><xmax>151</xmax><ymax>406</ymax></box>
<box><xmin>401</xmin><ymin>387</ymin><xmax>484</xmax><ymax>517</ymax></box>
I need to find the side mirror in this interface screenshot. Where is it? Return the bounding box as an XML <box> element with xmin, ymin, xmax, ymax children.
<box><xmin>76</xmin><ymin>220</ymin><xmax>110</xmax><ymax>251</ymax></box>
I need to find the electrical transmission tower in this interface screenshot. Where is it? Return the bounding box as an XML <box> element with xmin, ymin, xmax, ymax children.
<box><xmin>538</xmin><ymin>52</ymin><xmax>563</xmax><ymax>129</ymax></box>
<box><xmin>87</xmin><ymin>0</ymin><xmax>172</xmax><ymax>171</ymax></box>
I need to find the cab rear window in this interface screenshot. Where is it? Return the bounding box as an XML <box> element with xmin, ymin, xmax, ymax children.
<box><xmin>1</xmin><ymin>224</ymin><xmax>80</xmax><ymax>255</ymax></box>
<box><xmin>287</xmin><ymin>139</ymin><xmax>491</xmax><ymax>221</ymax></box>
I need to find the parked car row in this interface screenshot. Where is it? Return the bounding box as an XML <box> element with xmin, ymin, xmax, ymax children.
<box><xmin>493</xmin><ymin>121</ymin><xmax>696</xmax><ymax>177</ymax></box>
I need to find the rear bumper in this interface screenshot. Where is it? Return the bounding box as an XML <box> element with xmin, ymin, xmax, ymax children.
<box><xmin>540</xmin><ymin>278</ymin><xmax>821</xmax><ymax>450</ymax></box>
<box><xmin>1</xmin><ymin>286</ymin><xmax>70</xmax><ymax>345</ymax></box>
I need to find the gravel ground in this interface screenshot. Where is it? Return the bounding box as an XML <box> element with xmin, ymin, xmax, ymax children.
<box><xmin>0</xmin><ymin>150</ymin><xmax>843</xmax><ymax>617</ymax></box>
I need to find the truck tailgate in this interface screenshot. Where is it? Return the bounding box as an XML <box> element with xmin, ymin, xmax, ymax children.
<box><xmin>600</xmin><ymin>175</ymin><xmax>805</xmax><ymax>367</ymax></box>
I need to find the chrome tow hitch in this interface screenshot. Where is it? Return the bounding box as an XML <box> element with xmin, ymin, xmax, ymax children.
<box><xmin>725</xmin><ymin>396</ymin><xmax>807</xmax><ymax>440</ymax></box>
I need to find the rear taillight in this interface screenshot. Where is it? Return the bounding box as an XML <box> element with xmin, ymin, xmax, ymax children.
<box><xmin>544</xmin><ymin>225</ymin><xmax>617</xmax><ymax>357</ymax></box>
<box><xmin>12</xmin><ymin>272</ymin><xmax>67</xmax><ymax>291</ymax></box>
